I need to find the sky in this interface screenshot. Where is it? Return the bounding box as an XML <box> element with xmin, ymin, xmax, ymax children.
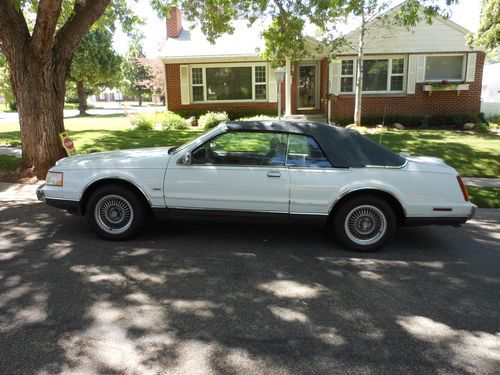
<box><xmin>113</xmin><ymin>0</ymin><xmax>482</xmax><ymax>58</ymax></box>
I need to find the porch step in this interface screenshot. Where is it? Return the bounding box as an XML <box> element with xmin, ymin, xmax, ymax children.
<box><xmin>285</xmin><ymin>114</ymin><xmax>327</xmax><ymax>123</ymax></box>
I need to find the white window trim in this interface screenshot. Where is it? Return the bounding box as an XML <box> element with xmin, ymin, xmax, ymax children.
<box><xmin>340</xmin><ymin>60</ymin><xmax>356</xmax><ymax>94</ymax></box>
<box><xmin>424</xmin><ymin>54</ymin><xmax>467</xmax><ymax>83</ymax></box>
<box><xmin>189</xmin><ymin>62</ymin><xmax>269</xmax><ymax>103</ymax></box>
<box><xmin>338</xmin><ymin>55</ymin><xmax>407</xmax><ymax>95</ymax></box>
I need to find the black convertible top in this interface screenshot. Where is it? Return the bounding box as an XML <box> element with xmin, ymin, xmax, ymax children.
<box><xmin>225</xmin><ymin>121</ymin><xmax>406</xmax><ymax>168</ymax></box>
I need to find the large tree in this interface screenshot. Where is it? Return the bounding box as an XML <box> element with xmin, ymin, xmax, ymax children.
<box><xmin>69</xmin><ymin>28</ymin><xmax>123</xmax><ymax>116</ymax></box>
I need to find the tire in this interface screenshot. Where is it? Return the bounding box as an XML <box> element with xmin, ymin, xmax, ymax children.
<box><xmin>332</xmin><ymin>195</ymin><xmax>396</xmax><ymax>252</ymax></box>
<box><xmin>86</xmin><ymin>184</ymin><xmax>149</xmax><ymax>240</ymax></box>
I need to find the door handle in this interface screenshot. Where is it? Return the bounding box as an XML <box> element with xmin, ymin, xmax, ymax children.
<box><xmin>267</xmin><ymin>171</ymin><xmax>281</xmax><ymax>178</ymax></box>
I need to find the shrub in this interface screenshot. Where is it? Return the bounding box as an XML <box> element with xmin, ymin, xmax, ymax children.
<box><xmin>173</xmin><ymin>108</ymin><xmax>277</xmax><ymax>121</ymax></box>
<box><xmin>157</xmin><ymin>111</ymin><xmax>189</xmax><ymax>130</ymax></box>
<box><xmin>332</xmin><ymin>112</ymin><xmax>485</xmax><ymax>129</ymax></box>
<box><xmin>129</xmin><ymin>112</ymin><xmax>155</xmax><ymax>130</ymax></box>
<box><xmin>475</xmin><ymin>122</ymin><xmax>491</xmax><ymax>133</ymax></box>
<box><xmin>487</xmin><ymin>114</ymin><xmax>500</xmax><ymax>126</ymax></box>
<box><xmin>199</xmin><ymin>111</ymin><xmax>229</xmax><ymax>129</ymax></box>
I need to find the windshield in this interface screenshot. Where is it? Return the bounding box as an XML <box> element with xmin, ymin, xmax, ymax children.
<box><xmin>172</xmin><ymin>126</ymin><xmax>223</xmax><ymax>155</ymax></box>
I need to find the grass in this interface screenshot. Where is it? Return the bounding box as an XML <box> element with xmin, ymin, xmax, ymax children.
<box><xmin>468</xmin><ymin>187</ymin><xmax>500</xmax><ymax>208</ymax></box>
<box><xmin>0</xmin><ymin>155</ymin><xmax>20</xmax><ymax>170</ymax></box>
<box><xmin>0</xmin><ymin>116</ymin><xmax>499</xmax><ymax>177</ymax></box>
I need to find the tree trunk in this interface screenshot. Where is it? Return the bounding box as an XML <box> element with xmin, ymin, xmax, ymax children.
<box><xmin>138</xmin><ymin>89</ymin><xmax>143</xmax><ymax>106</ymax></box>
<box><xmin>77</xmin><ymin>80</ymin><xmax>87</xmax><ymax>116</ymax></box>
<box><xmin>354</xmin><ymin>9</ymin><xmax>366</xmax><ymax>127</ymax></box>
<box><xmin>9</xmin><ymin>52</ymin><xmax>68</xmax><ymax>178</ymax></box>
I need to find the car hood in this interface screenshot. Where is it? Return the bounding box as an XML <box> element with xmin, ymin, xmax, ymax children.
<box><xmin>55</xmin><ymin>147</ymin><xmax>172</xmax><ymax>169</ymax></box>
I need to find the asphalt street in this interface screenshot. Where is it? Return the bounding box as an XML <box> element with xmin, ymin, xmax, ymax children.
<box><xmin>0</xmin><ymin>202</ymin><xmax>499</xmax><ymax>374</ymax></box>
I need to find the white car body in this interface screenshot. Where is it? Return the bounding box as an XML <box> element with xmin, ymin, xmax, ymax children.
<box><xmin>37</xmin><ymin>121</ymin><xmax>476</xmax><ymax>250</ymax></box>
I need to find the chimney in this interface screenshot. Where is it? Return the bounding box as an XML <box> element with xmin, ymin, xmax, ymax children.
<box><xmin>167</xmin><ymin>7</ymin><xmax>183</xmax><ymax>38</ymax></box>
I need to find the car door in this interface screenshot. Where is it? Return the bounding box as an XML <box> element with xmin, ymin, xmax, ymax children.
<box><xmin>164</xmin><ymin>131</ymin><xmax>290</xmax><ymax>213</ymax></box>
<box><xmin>287</xmin><ymin>134</ymin><xmax>349</xmax><ymax>215</ymax></box>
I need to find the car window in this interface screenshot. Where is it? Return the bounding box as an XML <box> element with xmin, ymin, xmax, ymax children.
<box><xmin>286</xmin><ymin>135</ymin><xmax>332</xmax><ymax>168</ymax></box>
<box><xmin>191</xmin><ymin>131</ymin><xmax>287</xmax><ymax>166</ymax></box>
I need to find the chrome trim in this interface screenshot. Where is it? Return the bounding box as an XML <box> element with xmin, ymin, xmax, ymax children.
<box><xmin>364</xmin><ymin>159</ymin><xmax>409</xmax><ymax>169</ymax></box>
<box><xmin>79</xmin><ymin>176</ymin><xmax>152</xmax><ymax>205</ymax></box>
<box><xmin>167</xmin><ymin>206</ymin><xmax>289</xmax><ymax>215</ymax></box>
<box><xmin>328</xmin><ymin>186</ymin><xmax>408</xmax><ymax>216</ymax></box>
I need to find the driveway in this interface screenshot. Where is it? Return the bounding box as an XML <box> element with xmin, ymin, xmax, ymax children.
<box><xmin>0</xmin><ymin>202</ymin><xmax>499</xmax><ymax>374</ymax></box>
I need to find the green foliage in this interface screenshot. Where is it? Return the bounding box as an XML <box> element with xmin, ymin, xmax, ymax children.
<box><xmin>69</xmin><ymin>28</ymin><xmax>123</xmax><ymax>90</ymax></box>
<box><xmin>468</xmin><ymin>0</ymin><xmax>500</xmax><ymax>50</ymax></box>
<box><xmin>128</xmin><ymin>111</ymin><xmax>188</xmax><ymax>131</ymax></box>
<box><xmin>199</xmin><ymin>111</ymin><xmax>229</xmax><ymax>130</ymax></box>
<box><xmin>157</xmin><ymin>111</ymin><xmax>189</xmax><ymax>130</ymax></box>
<box><xmin>468</xmin><ymin>187</ymin><xmax>500</xmax><ymax>208</ymax></box>
<box><xmin>0</xmin><ymin>53</ymin><xmax>15</xmax><ymax>105</ymax></box>
<box><xmin>474</xmin><ymin>123</ymin><xmax>491</xmax><ymax>133</ymax></box>
<box><xmin>333</xmin><ymin>113</ymin><xmax>485</xmax><ymax>128</ymax></box>
<box><xmin>487</xmin><ymin>114</ymin><xmax>500</xmax><ymax>125</ymax></box>
<box><xmin>129</xmin><ymin>112</ymin><xmax>156</xmax><ymax>131</ymax></box>
<box><xmin>121</xmin><ymin>36</ymin><xmax>151</xmax><ymax>98</ymax></box>
<box><xmin>173</xmin><ymin>108</ymin><xmax>277</xmax><ymax>121</ymax></box>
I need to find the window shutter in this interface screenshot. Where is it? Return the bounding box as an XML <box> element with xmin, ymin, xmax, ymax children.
<box><xmin>466</xmin><ymin>53</ymin><xmax>477</xmax><ymax>82</ymax></box>
<box><xmin>416</xmin><ymin>55</ymin><xmax>426</xmax><ymax>83</ymax></box>
<box><xmin>329</xmin><ymin>61</ymin><xmax>341</xmax><ymax>95</ymax></box>
<box><xmin>268</xmin><ymin>67</ymin><xmax>278</xmax><ymax>102</ymax></box>
<box><xmin>407</xmin><ymin>55</ymin><xmax>418</xmax><ymax>94</ymax></box>
<box><xmin>180</xmin><ymin>65</ymin><xmax>190</xmax><ymax>105</ymax></box>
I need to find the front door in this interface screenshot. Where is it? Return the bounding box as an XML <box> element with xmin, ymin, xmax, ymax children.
<box><xmin>297</xmin><ymin>64</ymin><xmax>318</xmax><ymax>110</ymax></box>
<box><xmin>164</xmin><ymin>131</ymin><xmax>290</xmax><ymax>213</ymax></box>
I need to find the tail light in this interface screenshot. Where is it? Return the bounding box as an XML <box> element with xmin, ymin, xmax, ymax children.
<box><xmin>456</xmin><ymin>176</ymin><xmax>469</xmax><ymax>201</ymax></box>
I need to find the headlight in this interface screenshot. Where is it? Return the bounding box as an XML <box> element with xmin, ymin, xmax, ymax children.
<box><xmin>46</xmin><ymin>171</ymin><xmax>63</xmax><ymax>186</ymax></box>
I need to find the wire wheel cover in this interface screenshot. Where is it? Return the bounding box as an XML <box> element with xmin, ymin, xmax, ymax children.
<box><xmin>345</xmin><ymin>205</ymin><xmax>387</xmax><ymax>245</ymax></box>
<box><xmin>95</xmin><ymin>195</ymin><xmax>134</xmax><ymax>234</ymax></box>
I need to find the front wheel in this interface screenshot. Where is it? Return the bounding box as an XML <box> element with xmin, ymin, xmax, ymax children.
<box><xmin>86</xmin><ymin>184</ymin><xmax>148</xmax><ymax>240</ymax></box>
<box><xmin>332</xmin><ymin>195</ymin><xmax>396</xmax><ymax>252</ymax></box>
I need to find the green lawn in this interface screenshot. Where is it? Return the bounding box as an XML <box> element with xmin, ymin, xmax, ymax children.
<box><xmin>468</xmin><ymin>187</ymin><xmax>500</xmax><ymax>208</ymax></box>
<box><xmin>0</xmin><ymin>116</ymin><xmax>499</xmax><ymax>177</ymax></box>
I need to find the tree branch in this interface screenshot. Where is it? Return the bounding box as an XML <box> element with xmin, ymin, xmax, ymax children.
<box><xmin>0</xmin><ymin>0</ymin><xmax>31</xmax><ymax>57</ymax></box>
<box><xmin>32</xmin><ymin>0</ymin><xmax>64</xmax><ymax>56</ymax></box>
<box><xmin>54</xmin><ymin>0</ymin><xmax>111</xmax><ymax>63</ymax></box>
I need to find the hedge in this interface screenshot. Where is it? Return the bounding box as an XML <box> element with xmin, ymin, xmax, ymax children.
<box><xmin>332</xmin><ymin>112</ymin><xmax>485</xmax><ymax>128</ymax></box>
<box><xmin>173</xmin><ymin>108</ymin><xmax>278</xmax><ymax>121</ymax></box>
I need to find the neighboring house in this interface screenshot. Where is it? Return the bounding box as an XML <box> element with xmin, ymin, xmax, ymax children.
<box><xmin>160</xmin><ymin>6</ymin><xmax>484</xmax><ymax>120</ymax></box>
<box><xmin>481</xmin><ymin>63</ymin><xmax>500</xmax><ymax>117</ymax></box>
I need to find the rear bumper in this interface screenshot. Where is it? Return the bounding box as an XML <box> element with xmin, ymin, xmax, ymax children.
<box><xmin>37</xmin><ymin>184</ymin><xmax>82</xmax><ymax>215</ymax></box>
<box><xmin>403</xmin><ymin>204</ymin><xmax>476</xmax><ymax>226</ymax></box>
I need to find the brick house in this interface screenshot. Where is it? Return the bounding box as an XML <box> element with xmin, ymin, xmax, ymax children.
<box><xmin>161</xmin><ymin>6</ymin><xmax>484</xmax><ymax>121</ymax></box>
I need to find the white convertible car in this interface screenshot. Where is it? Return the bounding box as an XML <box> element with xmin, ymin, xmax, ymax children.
<box><xmin>37</xmin><ymin>121</ymin><xmax>476</xmax><ymax>251</ymax></box>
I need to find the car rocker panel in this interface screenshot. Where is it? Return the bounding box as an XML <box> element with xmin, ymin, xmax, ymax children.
<box><xmin>37</xmin><ymin>121</ymin><xmax>476</xmax><ymax>251</ymax></box>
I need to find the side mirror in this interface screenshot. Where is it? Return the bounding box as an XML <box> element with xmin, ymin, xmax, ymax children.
<box><xmin>182</xmin><ymin>152</ymin><xmax>192</xmax><ymax>165</ymax></box>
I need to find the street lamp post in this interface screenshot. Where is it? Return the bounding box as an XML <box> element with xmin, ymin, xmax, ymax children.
<box><xmin>273</xmin><ymin>67</ymin><xmax>286</xmax><ymax>120</ymax></box>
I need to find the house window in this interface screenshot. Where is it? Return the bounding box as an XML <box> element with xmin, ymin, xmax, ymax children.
<box><xmin>190</xmin><ymin>65</ymin><xmax>267</xmax><ymax>102</ymax></box>
<box><xmin>340</xmin><ymin>60</ymin><xmax>355</xmax><ymax>93</ymax></box>
<box><xmin>425</xmin><ymin>55</ymin><xmax>465</xmax><ymax>81</ymax></box>
<box><xmin>254</xmin><ymin>66</ymin><xmax>267</xmax><ymax>100</ymax></box>
<box><xmin>340</xmin><ymin>57</ymin><xmax>405</xmax><ymax>94</ymax></box>
<box><xmin>191</xmin><ymin>68</ymin><xmax>204</xmax><ymax>102</ymax></box>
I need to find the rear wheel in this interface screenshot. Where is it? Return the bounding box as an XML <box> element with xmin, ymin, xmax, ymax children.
<box><xmin>86</xmin><ymin>184</ymin><xmax>148</xmax><ymax>240</ymax></box>
<box><xmin>332</xmin><ymin>195</ymin><xmax>396</xmax><ymax>252</ymax></box>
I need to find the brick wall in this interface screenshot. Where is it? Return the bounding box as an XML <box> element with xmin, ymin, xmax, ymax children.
<box><xmin>328</xmin><ymin>52</ymin><xmax>485</xmax><ymax>118</ymax></box>
<box><xmin>165</xmin><ymin>63</ymin><xmax>285</xmax><ymax>113</ymax></box>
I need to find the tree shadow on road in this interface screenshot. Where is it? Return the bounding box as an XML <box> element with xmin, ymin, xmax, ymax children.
<box><xmin>0</xmin><ymin>203</ymin><xmax>499</xmax><ymax>374</ymax></box>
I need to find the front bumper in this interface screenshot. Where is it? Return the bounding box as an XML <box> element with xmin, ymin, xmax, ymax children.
<box><xmin>37</xmin><ymin>184</ymin><xmax>81</xmax><ymax>215</ymax></box>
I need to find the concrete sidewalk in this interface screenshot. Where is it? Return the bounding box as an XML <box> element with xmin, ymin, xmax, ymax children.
<box><xmin>0</xmin><ymin>182</ymin><xmax>41</xmax><ymax>202</ymax></box>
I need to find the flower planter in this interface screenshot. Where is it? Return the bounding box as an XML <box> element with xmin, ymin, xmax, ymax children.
<box><xmin>423</xmin><ymin>83</ymin><xmax>470</xmax><ymax>96</ymax></box>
